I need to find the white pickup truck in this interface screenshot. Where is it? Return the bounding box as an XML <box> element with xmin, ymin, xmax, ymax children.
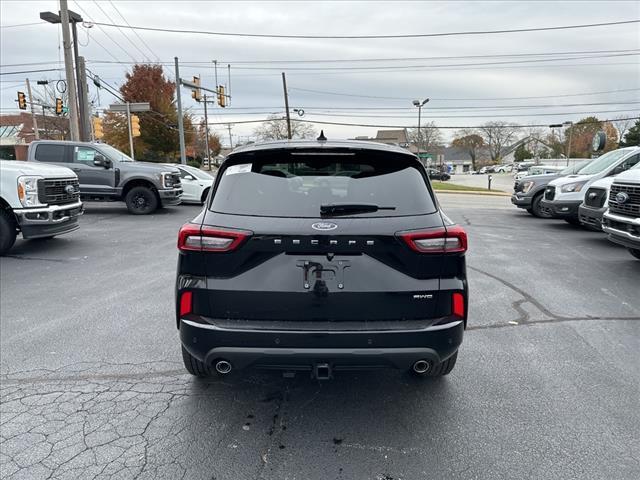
<box><xmin>602</xmin><ymin>166</ymin><xmax>640</xmax><ymax>260</ymax></box>
<box><xmin>0</xmin><ymin>160</ymin><xmax>83</xmax><ymax>255</ymax></box>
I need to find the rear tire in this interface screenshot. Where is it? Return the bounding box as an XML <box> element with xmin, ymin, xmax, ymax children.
<box><xmin>629</xmin><ymin>248</ymin><xmax>640</xmax><ymax>260</ymax></box>
<box><xmin>531</xmin><ymin>193</ymin><xmax>551</xmax><ymax>218</ymax></box>
<box><xmin>0</xmin><ymin>209</ymin><xmax>17</xmax><ymax>256</ymax></box>
<box><xmin>412</xmin><ymin>351</ymin><xmax>458</xmax><ymax>377</ymax></box>
<box><xmin>181</xmin><ymin>345</ymin><xmax>210</xmax><ymax>377</ymax></box>
<box><xmin>125</xmin><ymin>186</ymin><xmax>158</xmax><ymax>215</ymax></box>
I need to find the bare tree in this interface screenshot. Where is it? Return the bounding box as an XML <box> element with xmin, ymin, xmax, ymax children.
<box><xmin>407</xmin><ymin>121</ymin><xmax>443</xmax><ymax>150</ymax></box>
<box><xmin>253</xmin><ymin>115</ymin><xmax>317</xmax><ymax>141</ymax></box>
<box><xmin>611</xmin><ymin>115</ymin><xmax>634</xmax><ymax>145</ymax></box>
<box><xmin>479</xmin><ymin>121</ymin><xmax>519</xmax><ymax>162</ymax></box>
<box><xmin>451</xmin><ymin>129</ymin><xmax>484</xmax><ymax>170</ymax></box>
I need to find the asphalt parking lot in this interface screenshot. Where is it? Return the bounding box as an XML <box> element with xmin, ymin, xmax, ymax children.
<box><xmin>1</xmin><ymin>195</ymin><xmax>639</xmax><ymax>480</ymax></box>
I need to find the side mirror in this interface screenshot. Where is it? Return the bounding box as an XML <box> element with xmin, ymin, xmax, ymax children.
<box><xmin>93</xmin><ymin>155</ymin><xmax>111</xmax><ymax>168</ymax></box>
<box><xmin>184</xmin><ymin>174</ymin><xmax>196</xmax><ymax>181</ymax></box>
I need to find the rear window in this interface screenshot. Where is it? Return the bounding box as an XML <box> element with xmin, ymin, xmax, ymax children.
<box><xmin>210</xmin><ymin>149</ymin><xmax>436</xmax><ymax>217</ymax></box>
<box><xmin>35</xmin><ymin>144</ymin><xmax>67</xmax><ymax>163</ymax></box>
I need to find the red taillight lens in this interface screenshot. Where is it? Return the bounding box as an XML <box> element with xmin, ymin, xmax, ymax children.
<box><xmin>178</xmin><ymin>224</ymin><xmax>251</xmax><ymax>252</ymax></box>
<box><xmin>398</xmin><ymin>225</ymin><xmax>467</xmax><ymax>254</ymax></box>
<box><xmin>179</xmin><ymin>291</ymin><xmax>192</xmax><ymax>316</ymax></box>
<box><xmin>452</xmin><ymin>292</ymin><xmax>465</xmax><ymax>318</ymax></box>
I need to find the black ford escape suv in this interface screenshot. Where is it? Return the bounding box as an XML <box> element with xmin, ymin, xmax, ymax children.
<box><xmin>175</xmin><ymin>138</ymin><xmax>468</xmax><ymax>379</ymax></box>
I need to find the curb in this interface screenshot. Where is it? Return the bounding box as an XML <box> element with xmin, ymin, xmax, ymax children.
<box><xmin>434</xmin><ymin>189</ymin><xmax>510</xmax><ymax>197</ymax></box>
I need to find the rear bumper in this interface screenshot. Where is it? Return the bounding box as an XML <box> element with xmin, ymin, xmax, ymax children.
<box><xmin>539</xmin><ymin>199</ymin><xmax>581</xmax><ymax>218</ymax></box>
<box><xmin>179</xmin><ymin>317</ymin><xmax>464</xmax><ymax>371</ymax></box>
<box><xmin>511</xmin><ymin>193</ymin><xmax>532</xmax><ymax>208</ymax></box>
<box><xmin>14</xmin><ymin>201</ymin><xmax>83</xmax><ymax>239</ymax></box>
<box><xmin>158</xmin><ymin>188</ymin><xmax>183</xmax><ymax>206</ymax></box>
<box><xmin>578</xmin><ymin>204</ymin><xmax>606</xmax><ymax>230</ymax></box>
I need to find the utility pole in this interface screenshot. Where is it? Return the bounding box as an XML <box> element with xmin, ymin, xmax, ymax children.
<box><xmin>203</xmin><ymin>94</ymin><xmax>211</xmax><ymax>170</ymax></box>
<box><xmin>77</xmin><ymin>56</ymin><xmax>91</xmax><ymax>142</ymax></box>
<box><xmin>174</xmin><ymin>57</ymin><xmax>186</xmax><ymax>165</ymax></box>
<box><xmin>282</xmin><ymin>72</ymin><xmax>292</xmax><ymax>140</ymax></box>
<box><xmin>59</xmin><ymin>0</ymin><xmax>79</xmax><ymax>141</ymax></box>
<box><xmin>227</xmin><ymin>124</ymin><xmax>233</xmax><ymax>149</ymax></box>
<box><xmin>126</xmin><ymin>102</ymin><xmax>135</xmax><ymax>160</ymax></box>
<box><xmin>25</xmin><ymin>78</ymin><xmax>39</xmax><ymax>140</ymax></box>
<box><xmin>71</xmin><ymin>18</ymin><xmax>85</xmax><ymax>140</ymax></box>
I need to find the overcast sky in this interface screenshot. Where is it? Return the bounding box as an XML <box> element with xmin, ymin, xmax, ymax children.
<box><xmin>1</xmin><ymin>0</ymin><xmax>639</xmax><ymax>146</ymax></box>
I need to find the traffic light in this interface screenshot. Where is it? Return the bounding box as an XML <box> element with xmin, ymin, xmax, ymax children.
<box><xmin>217</xmin><ymin>85</ymin><xmax>226</xmax><ymax>108</ymax></box>
<box><xmin>55</xmin><ymin>98</ymin><xmax>63</xmax><ymax>115</ymax></box>
<box><xmin>17</xmin><ymin>92</ymin><xmax>27</xmax><ymax>110</ymax></box>
<box><xmin>191</xmin><ymin>76</ymin><xmax>202</xmax><ymax>102</ymax></box>
<box><xmin>93</xmin><ymin>117</ymin><xmax>104</xmax><ymax>139</ymax></box>
<box><xmin>131</xmin><ymin>115</ymin><xmax>141</xmax><ymax>137</ymax></box>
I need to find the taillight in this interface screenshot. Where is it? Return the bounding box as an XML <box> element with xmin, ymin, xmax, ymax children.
<box><xmin>398</xmin><ymin>225</ymin><xmax>467</xmax><ymax>254</ymax></box>
<box><xmin>452</xmin><ymin>292</ymin><xmax>465</xmax><ymax>318</ymax></box>
<box><xmin>177</xmin><ymin>224</ymin><xmax>251</xmax><ymax>252</ymax></box>
<box><xmin>179</xmin><ymin>291</ymin><xmax>192</xmax><ymax>316</ymax></box>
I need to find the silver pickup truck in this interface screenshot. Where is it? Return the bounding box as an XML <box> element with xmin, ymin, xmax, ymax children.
<box><xmin>27</xmin><ymin>141</ymin><xmax>182</xmax><ymax>215</ymax></box>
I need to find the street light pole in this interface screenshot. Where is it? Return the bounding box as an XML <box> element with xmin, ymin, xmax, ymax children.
<box><xmin>564</xmin><ymin>121</ymin><xmax>574</xmax><ymax>166</ymax></box>
<box><xmin>413</xmin><ymin>98</ymin><xmax>429</xmax><ymax>166</ymax></box>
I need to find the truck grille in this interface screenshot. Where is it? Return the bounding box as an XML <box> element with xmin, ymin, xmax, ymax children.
<box><xmin>544</xmin><ymin>186</ymin><xmax>555</xmax><ymax>201</ymax></box>
<box><xmin>609</xmin><ymin>183</ymin><xmax>640</xmax><ymax>217</ymax></box>
<box><xmin>584</xmin><ymin>187</ymin><xmax>607</xmax><ymax>208</ymax></box>
<box><xmin>37</xmin><ymin>178</ymin><xmax>80</xmax><ymax>205</ymax></box>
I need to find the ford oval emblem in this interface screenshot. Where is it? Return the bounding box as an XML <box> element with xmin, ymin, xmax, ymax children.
<box><xmin>312</xmin><ymin>222</ymin><xmax>338</xmax><ymax>231</ymax></box>
<box><xmin>615</xmin><ymin>192</ymin><xmax>630</xmax><ymax>204</ymax></box>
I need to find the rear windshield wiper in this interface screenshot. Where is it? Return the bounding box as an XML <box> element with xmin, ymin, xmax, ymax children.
<box><xmin>320</xmin><ymin>203</ymin><xmax>396</xmax><ymax>216</ymax></box>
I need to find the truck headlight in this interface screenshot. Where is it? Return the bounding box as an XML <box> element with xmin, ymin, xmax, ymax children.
<box><xmin>160</xmin><ymin>172</ymin><xmax>178</xmax><ymax>188</ymax></box>
<box><xmin>521</xmin><ymin>181</ymin><xmax>535</xmax><ymax>193</ymax></box>
<box><xmin>17</xmin><ymin>176</ymin><xmax>45</xmax><ymax>207</ymax></box>
<box><xmin>561</xmin><ymin>181</ymin><xmax>587</xmax><ymax>193</ymax></box>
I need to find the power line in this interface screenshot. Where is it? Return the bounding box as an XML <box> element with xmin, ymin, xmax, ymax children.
<box><xmin>84</xmin><ymin>19</ymin><xmax>640</xmax><ymax>39</ymax></box>
<box><xmin>289</xmin><ymin>87</ymin><xmax>640</xmax><ymax>102</ymax></box>
<box><xmin>0</xmin><ymin>68</ymin><xmax>64</xmax><ymax>76</ymax></box>
<box><xmin>91</xmin><ymin>0</ymin><xmax>151</xmax><ymax>62</ymax></box>
<box><xmin>72</xmin><ymin>1</ymin><xmax>138</xmax><ymax>63</ymax></box>
<box><xmin>80</xmin><ymin>48</ymin><xmax>640</xmax><ymax>65</ymax></box>
<box><xmin>0</xmin><ymin>22</ymin><xmax>44</xmax><ymax>29</ymax></box>
<box><xmin>202</xmin><ymin>116</ymin><xmax>640</xmax><ymax>128</ymax></box>
<box><xmin>107</xmin><ymin>0</ymin><xmax>159</xmax><ymax>61</ymax></box>
<box><xmin>300</xmin><ymin>108</ymin><xmax>639</xmax><ymax>119</ymax></box>
<box><xmin>224</xmin><ymin>53</ymin><xmax>640</xmax><ymax>71</ymax></box>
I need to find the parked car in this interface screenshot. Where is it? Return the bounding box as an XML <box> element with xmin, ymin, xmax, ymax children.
<box><xmin>28</xmin><ymin>141</ymin><xmax>183</xmax><ymax>215</ymax></box>
<box><xmin>541</xmin><ymin>147</ymin><xmax>640</xmax><ymax>225</ymax></box>
<box><xmin>577</xmin><ymin>176</ymin><xmax>617</xmax><ymax>231</ymax></box>
<box><xmin>511</xmin><ymin>160</ymin><xmax>593</xmax><ymax>218</ymax></box>
<box><xmin>513</xmin><ymin>165</ymin><xmax>565</xmax><ymax>182</ymax></box>
<box><xmin>602</xmin><ymin>166</ymin><xmax>640</xmax><ymax>260</ymax></box>
<box><xmin>479</xmin><ymin>166</ymin><xmax>495</xmax><ymax>174</ymax></box>
<box><xmin>176</xmin><ymin>139</ymin><xmax>468</xmax><ymax>379</ymax></box>
<box><xmin>164</xmin><ymin>164</ymin><xmax>215</xmax><ymax>204</ymax></box>
<box><xmin>494</xmin><ymin>164</ymin><xmax>513</xmax><ymax>173</ymax></box>
<box><xmin>427</xmin><ymin>168</ymin><xmax>450</xmax><ymax>181</ymax></box>
<box><xmin>0</xmin><ymin>160</ymin><xmax>83</xmax><ymax>255</ymax></box>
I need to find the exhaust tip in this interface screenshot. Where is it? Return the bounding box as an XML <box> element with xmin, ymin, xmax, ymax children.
<box><xmin>215</xmin><ymin>360</ymin><xmax>232</xmax><ymax>374</ymax></box>
<box><xmin>413</xmin><ymin>360</ymin><xmax>431</xmax><ymax>374</ymax></box>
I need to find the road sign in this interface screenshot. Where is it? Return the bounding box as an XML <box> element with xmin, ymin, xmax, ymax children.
<box><xmin>108</xmin><ymin>102</ymin><xmax>151</xmax><ymax>112</ymax></box>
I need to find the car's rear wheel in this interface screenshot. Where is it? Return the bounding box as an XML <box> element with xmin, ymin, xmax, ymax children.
<box><xmin>181</xmin><ymin>345</ymin><xmax>211</xmax><ymax>376</ymax></box>
<box><xmin>125</xmin><ymin>186</ymin><xmax>159</xmax><ymax>215</ymax></box>
<box><xmin>0</xmin><ymin>209</ymin><xmax>17</xmax><ymax>256</ymax></box>
<box><xmin>531</xmin><ymin>193</ymin><xmax>551</xmax><ymax>218</ymax></box>
<box><xmin>412</xmin><ymin>351</ymin><xmax>458</xmax><ymax>377</ymax></box>
<box><xmin>628</xmin><ymin>248</ymin><xmax>640</xmax><ymax>260</ymax></box>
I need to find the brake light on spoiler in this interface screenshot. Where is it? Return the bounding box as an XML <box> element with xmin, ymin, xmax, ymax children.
<box><xmin>178</xmin><ymin>224</ymin><xmax>251</xmax><ymax>252</ymax></box>
<box><xmin>398</xmin><ymin>225</ymin><xmax>467</xmax><ymax>254</ymax></box>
